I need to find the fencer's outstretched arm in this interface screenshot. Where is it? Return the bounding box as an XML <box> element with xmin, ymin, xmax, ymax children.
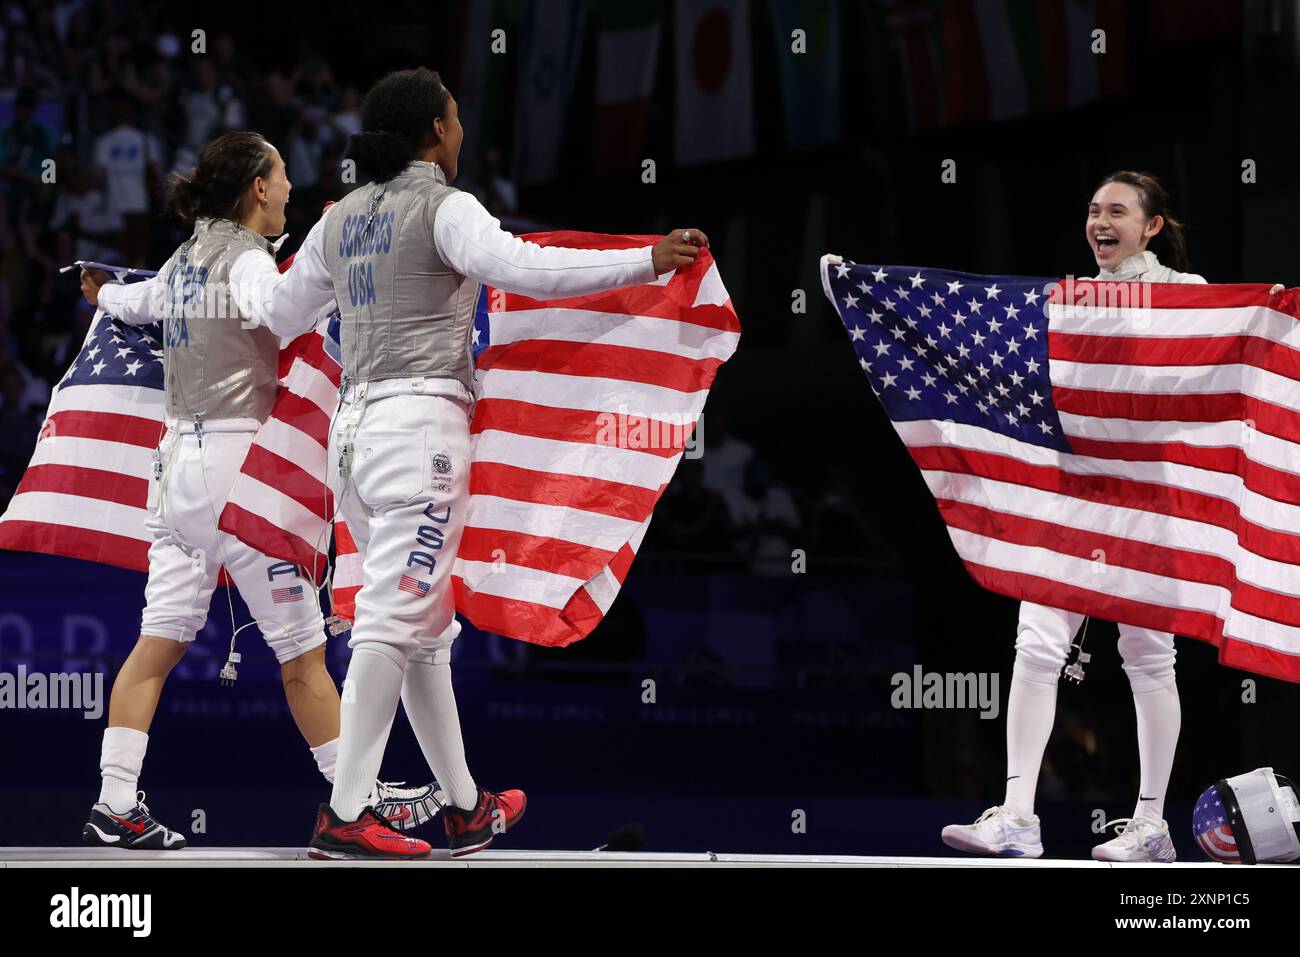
<box><xmin>433</xmin><ymin>192</ymin><xmax>707</xmax><ymax>298</ymax></box>
<box><xmin>228</xmin><ymin>214</ymin><xmax>336</xmax><ymax>339</ymax></box>
<box><xmin>227</xmin><ymin>193</ymin><xmax>709</xmax><ymax>332</ymax></box>
<box><xmin>88</xmin><ymin>273</ymin><xmax>165</xmax><ymax>326</ymax></box>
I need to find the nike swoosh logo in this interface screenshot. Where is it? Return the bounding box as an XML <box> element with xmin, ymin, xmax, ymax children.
<box><xmin>109</xmin><ymin>814</ymin><xmax>147</xmax><ymax>834</ymax></box>
<box><xmin>385</xmin><ymin>806</ymin><xmax>412</xmax><ymax>822</ymax></box>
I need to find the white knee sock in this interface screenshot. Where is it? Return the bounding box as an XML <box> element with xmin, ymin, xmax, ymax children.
<box><xmin>330</xmin><ymin>647</ymin><xmax>406</xmax><ymax>821</ymax></box>
<box><xmin>1132</xmin><ymin>681</ymin><xmax>1181</xmax><ymax>822</ymax></box>
<box><xmin>311</xmin><ymin>737</ymin><xmax>338</xmax><ymax>784</ymax></box>
<box><xmin>99</xmin><ymin>726</ymin><xmax>148</xmax><ymax>813</ymax></box>
<box><xmin>1003</xmin><ymin>670</ymin><xmax>1058</xmax><ymax>818</ymax></box>
<box><xmin>401</xmin><ymin>658</ymin><xmax>478</xmax><ymax>809</ymax></box>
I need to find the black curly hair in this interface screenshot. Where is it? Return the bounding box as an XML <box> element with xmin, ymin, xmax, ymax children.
<box><xmin>347</xmin><ymin>68</ymin><xmax>452</xmax><ymax>183</ymax></box>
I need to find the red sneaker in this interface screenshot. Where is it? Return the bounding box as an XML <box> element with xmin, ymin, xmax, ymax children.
<box><xmin>307</xmin><ymin>804</ymin><xmax>433</xmax><ymax>861</ymax></box>
<box><xmin>442</xmin><ymin>788</ymin><xmax>527</xmax><ymax>857</ymax></box>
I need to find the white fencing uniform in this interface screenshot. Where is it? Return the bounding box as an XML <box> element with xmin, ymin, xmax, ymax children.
<box><xmin>98</xmin><ymin>218</ymin><xmax>328</xmax><ymax>664</ymax></box>
<box><xmin>1014</xmin><ymin>250</ymin><xmax>1205</xmax><ymax>693</ymax></box>
<box><xmin>140</xmin><ymin>424</ymin><xmax>326</xmax><ymax>662</ymax></box>
<box><xmin>233</xmin><ymin>159</ymin><xmax>658</xmax><ymax>817</ymax></box>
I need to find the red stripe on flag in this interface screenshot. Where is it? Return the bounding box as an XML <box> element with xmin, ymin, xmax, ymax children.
<box><xmin>271</xmin><ymin>391</ymin><xmax>332</xmax><ymax>448</ymax></box>
<box><xmin>471</xmin><ymin>397</ymin><xmax>689</xmax><ymax>458</ymax></box>
<box><xmin>1053</xmin><ymin>282</ymin><xmax>1278</xmax><ymax>310</ymax></box>
<box><xmin>964</xmin><ymin>561</ymin><xmax>1300</xmax><ymax>683</ymax></box>
<box><xmin>238</xmin><ymin>444</ymin><xmax>334</xmax><ymax>518</ymax></box>
<box><xmin>560</xmin><ymin>586</ymin><xmax>606</xmax><ymax>640</ymax></box>
<box><xmin>608</xmin><ymin>542</ymin><xmax>637</xmax><ymax>583</ymax></box>
<box><xmin>15</xmin><ymin>464</ymin><xmax>147</xmax><ymax>508</ymax></box>
<box><xmin>1066</xmin><ymin>435</ymin><xmax>1300</xmax><ymax>508</ymax></box>
<box><xmin>1053</xmin><ymin>389</ymin><xmax>1300</xmax><ymax>446</ymax></box>
<box><xmin>458</xmin><ymin>526</ymin><xmax>616</xmax><ymax>580</ymax></box>
<box><xmin>452</xmin><ymin>578</ymin><xmax>586</xmax><ymax>646</ymax></box>
<box><xmin>0</xmin><ymin>520</ymin><xmax>150</xmax><ymax>572</ymax></box>
<box><xmin>1052</xmin><ymin>331</ymin><xmax>1300</xmax><ymax>380</ymax></box>
<box><xmin>909</xmin><ymin>444</ymin><xmax>1300</xmax><ymax>566</ymax></box>
<box><xmin>474</xmin><ymin>339</ymin><xmax>720</xmax><ymax>393</ymax></box>
<box><xmin>278</xmin><ymin>337</ymin><xmax>342</xmax><ymax>384</ymax></box>
<box><xmin>218</xmin><ymin>502</ymin><xmax>326</xmax><ymax>581</ymax></box>
<box><xmin>44</xmin><ymin>410</ymin><xmax>164</xmax><ymax>448</ymax></box>
<box><xmin>470</xmin><ymin>461</ymin><xmax>659</xmax><ymax>521</ymax></box>
<box><xmin>939</xmin><ymin>498</ymin><xmax>1300</xmax><ymax>626</ymax></box>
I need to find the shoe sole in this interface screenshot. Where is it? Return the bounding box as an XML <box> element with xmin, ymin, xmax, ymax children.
<box><xmin>448</xmin><ymin>805</ymin><xmax>525</xmax><ymax>857</ymax></box>
<box><xmin>941</xmin><ymin>827</ymin><xmax>1043</xmax><ymax>859</ymax></box>
<box><xmin>307</xmin><ymin>846</ymin><xmax>431</xmax><ymax>862</ymax></box>
<box><xmin>82</xmin><ymin>823</ymin><xmax>186</xmax><ymax>850</ymax></box>
<box><xmin>1091</xmin><ymin>848</ymin><xmax>1176</xmax><ymax>863</ymax></box>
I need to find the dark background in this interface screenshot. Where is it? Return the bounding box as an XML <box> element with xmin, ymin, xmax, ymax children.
<box><xmin>1</xmin><ymin>0</ymin><xmax>1298</xmax><ymax>859</ymax></box>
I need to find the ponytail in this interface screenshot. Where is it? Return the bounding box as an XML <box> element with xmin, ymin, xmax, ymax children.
<box><xmin>165</xmin><ymin>131</ymin><xmax>275</xmax><ymax>223</ymax></box>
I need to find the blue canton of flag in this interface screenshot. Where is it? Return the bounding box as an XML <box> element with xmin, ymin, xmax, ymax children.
<box><xmin>822</xmin><ymin>260</ymin><xmax>1072</xmax><ymax>453</ymax></box>
<box><xmin>59</xmin><ymin>263</ymin><xmax>163</xmax><ymax>395</ymax></box>
<box><xmin>323</xmin><ymin>311</ymin><xmax>342</xmax><ymax>367</ymax></box>
<box><xmin>472</xmin><ymin>284</ymin><xmax>491</xmax><ymax>362</ymax></box>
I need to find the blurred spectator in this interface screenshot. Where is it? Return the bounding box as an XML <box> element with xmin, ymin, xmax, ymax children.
<box><xmin>700</xmin><ymin>407</ymin><xmax>755</xmax><ymax>524</ymax></box>
<box><xmin>180</xmin><ymin>58</ymin><xmax>244</xmax><ymax>155</ymax></box>
<box><xmin>331</xmin><ymin>85</ymin><xmax>362</xmax><ymax>139</ymax></box>
<box><xmin>648</xmin><ymin>458</ymin><xmax>734</xmax><ymax>557</ymax></box>
<box><xmin>734</xmin><ymin>458</ymin><xmax>801</xmax><ymax>576</ymax></box>
<box><xmin>49</xmin><ymin>157</ymin><xmax>123</xmax><ymax>262</ymax></box>
<box><xmin>810</xmin><ymin>470</ymin><xmax>899</xmax><ymax>567</ymax></box>
<box><xmin>92</xmin><ymin>90</ymin><xmax>160</xmax><ymax>265</ymax></box>
<box><xmin>0</xmin><ymin>362</ymin><xmax>39</xmax><ymax>511</ymax></box>
<box><xmin>0</xmin><ymin>87</ymin><xmax>52</xmax><ymax>221</ymax></box>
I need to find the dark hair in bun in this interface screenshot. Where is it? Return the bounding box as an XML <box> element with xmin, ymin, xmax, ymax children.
<box><xmin>165</xmin><ymin>131</ymin><xmax>275</xmax><ymax>223</ymax></box>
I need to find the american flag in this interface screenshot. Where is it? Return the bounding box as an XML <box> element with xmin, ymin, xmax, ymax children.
<box><xmin>1193</xmin><ymin>786</ymin><xmax>1239</xmax><ymax>862</ymax></box>
<box><xmin>271</xmin><ymin>584</ymin><xmax>305</xmax><ymax>603</ymax></box>
<box><xmin>821</xmin><ymin>255</ymin><xmax>1300</xmax><ymax>683</ymax></box>
<box><xmin>0</xmin><ymin>272</ymin><xmax>165</xmax><ymax>569</ymax></box>
<box><xmin>3</xmin><ymin>239</ymin><xmax>738</xmax><ymax>650</ymax></box>
<box><xmin>397</xmin><ymin>574</ymin><xmax>431</xmax><ymax>597</ymax></box>
<box><xmin>342</xmin><ymin>232</ymin><xmax>739</xmax><ymax>646</ymax></box>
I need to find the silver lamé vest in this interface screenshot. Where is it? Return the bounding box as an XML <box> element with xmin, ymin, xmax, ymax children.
<box><xmin>321</xmin><ymin>162</ymin><xmax>479</xmax><ymax>389</ymax></box>
<box><xmin>157</xmin><ymin>218</ymin><xmax>280</xmax><ymax>422</ymax></box>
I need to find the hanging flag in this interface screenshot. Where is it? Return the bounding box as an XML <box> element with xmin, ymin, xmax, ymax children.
<box><xmin>767</xmin><ymin>0</ymin><xmax>842</xmax><ymax>150</ymax></box>
<box><xmin>512</xmin><ymin>0</ymin><xmax>588</xmax><ymax>184</ymax></box>
<box><xmin>592</xmin><ymin>1</ymin><xmax>663</xmax><ymax>172</ymax></box>
<box><xmin>822</xmin><ymin>255</ymin><xmax>1300</xmax><ymax>683</ymax></box>
<box><xmin>673</xmin><ymin>0</ymin><xmax>755</xmax><ymax>165</ymax></box>
<box><xmin>879</xmin><ymin>0</ymin><xmax>1132</xmax><ymax>129</ymax></box>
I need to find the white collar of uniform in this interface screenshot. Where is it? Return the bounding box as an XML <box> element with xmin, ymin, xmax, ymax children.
<box><xmin>406</xmin><ymin>160</ymin><xmax>447</xmax><ymax>185</ymax></box>
<box><xmin>1094</xmin><ymin>249</ymin><xmax>1160</xmax><ymax>281</ymax></box>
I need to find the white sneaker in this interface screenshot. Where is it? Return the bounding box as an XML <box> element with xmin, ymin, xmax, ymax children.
<box><xmin>1091</xmin><ymin>817</ymin><xmax>1176</xmax><ymax>862</ymax></box>
<box><xmin>941</xmin><ymin>805</ymin><xmax>1044</xmax><ymax>858</ymax></box>
<box><xmin>370</xmin><ymin>780</ymin><xmax>445</xmax><ymax>831</ymax></box>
